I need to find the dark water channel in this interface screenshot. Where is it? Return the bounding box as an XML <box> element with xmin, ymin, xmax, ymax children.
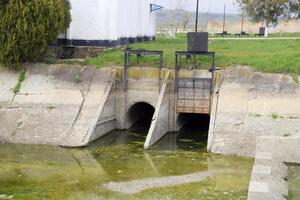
<box><xmin>0</xmin><ymin>115</ymin><xmax>254</xmax><ymax>200</ymax></box>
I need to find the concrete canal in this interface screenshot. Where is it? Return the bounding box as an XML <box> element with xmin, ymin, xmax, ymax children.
<box><xmin>1</xmin><ymin>64</ymin><xmax>300</xmax><ymax>199</ymax></box>
<box><xmin>0</xmin><ymin>129</ymin><xmax>253</xmax><ymax>200</ymax></box>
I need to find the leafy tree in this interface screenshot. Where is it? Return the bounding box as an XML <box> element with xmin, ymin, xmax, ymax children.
<box><xmin>237</xmin><ymin>0</ymin><xmax>300</xmax><ymax>27</ymax></box>
<box><xmin>0</xmin><ymin>0</ymin><xmax>71</xmax><ymax>69</ymax></box>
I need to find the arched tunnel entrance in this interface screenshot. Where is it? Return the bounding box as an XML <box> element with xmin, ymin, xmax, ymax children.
<box><xmin>126</xmin><ymin>102</ymin><xmax>155</xmax><ymax>135</ymax></box>
<box><xmin>153</xmin><ymin>113</ymin><xmax>210</xmax><ymax>150</ymax></box>
<box><xmin>177</xmin><ymin>113</ymin><xmax>210</xmax><ymax>142</ymax></box>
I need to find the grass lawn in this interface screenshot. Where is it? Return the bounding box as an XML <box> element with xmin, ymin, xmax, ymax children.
<box><xmin>84</xmin><ymin>34</ymin><xmax>300</xmax><ymax>74</ymax></box>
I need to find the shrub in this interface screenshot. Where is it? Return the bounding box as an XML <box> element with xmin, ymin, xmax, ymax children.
<box><xmin>0</xmin><ymin>0</ymin><xmax>71</xmax><ymax>69</ymax></box>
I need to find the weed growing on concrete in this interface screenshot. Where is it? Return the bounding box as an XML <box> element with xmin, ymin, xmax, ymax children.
<box><xmin>13</xmin><ymin>69</ymin><xmax>26</xmax><ymax>94</ymax></box>
<box><xmin>292</xmin><ymin>74</ymin><xmax>299</xmax><ymax>84</ymax></box>
<box><xmin>288</xmin><ymin>116</ymin><xmax>300</xmax><ymax>119</ymax></box>
<box><xmin>283</xmin><ymin>133</ymin><xmax>291</xmax><ymax>137</ymax></box>
<box><xmin>47</xmin><ymin>105</ymin><xmax>56</xmax><ymax>109</ymax></box>
<box><xmin>43</xmin><ymin>57</ymin><xmax>58</xmax><ymax>65</ymax></box>
<box><xmin>271</xmin><ymin>113</ymin><xmax>279</xmax><ymax>119</ymax></box>
<box><xmin>75</xmin><ymin>74</ymin><xmax>81</xmax><ymax>82</ymax></box>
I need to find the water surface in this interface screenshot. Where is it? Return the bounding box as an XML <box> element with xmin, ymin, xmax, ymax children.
<box><xmin>0</xmin><ymin>130</ymin><xmax>253</xmax><ymax>200</ymax></box>
<box><xmin>288</xmin><ymin>165</ymin><xmax>300</xmax><ymax>200</ymax></box>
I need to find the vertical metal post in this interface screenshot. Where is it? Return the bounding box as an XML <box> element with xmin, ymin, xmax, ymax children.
<box><xmin>175</xmin><ymin>53</ymin><xmax>179</xmax><ymax>94</ymax></box>
<box><xmin>195</xmin><ymin>0</ymin><xmax>199</xmax><ymax>32</ymax></box>
<box><xmin>124</xmin><ymin>52</ymin><xmax>130</xmax><ymax>91</ymax></box>
<box><xmin>159</xmin><ymin>54</ymin><xmax>163</xmax><ymax>93</ymax></box>
<box><xmin>223</xmin><ymin>5</ymin><xmax>226</xmax><ymax>33</ymax></box>
<box><xmin>210</xmin><ymin>53</ymin><xmax>215</xmax><ymax>113</ymax></box>
<box><xmin>124</xmin><ymin>52</ymin><xmax>127</xmax><ymax>91</ymax></box>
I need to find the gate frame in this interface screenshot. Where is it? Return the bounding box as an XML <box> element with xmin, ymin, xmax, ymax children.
<box><xmin>124</xmin><ymin>48</ymin><xmax>163</xmax><ymax>92</ymax></box>
<box><xmin>175</xmin><ymin>51</ymin><xmax>215</xmax><ymax>114</ymax></box>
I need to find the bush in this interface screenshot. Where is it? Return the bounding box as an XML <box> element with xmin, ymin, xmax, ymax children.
<box><xmin>0</xmin><ymin>0</ymin><xmax>71</xmax><ymax>69</ymax></box>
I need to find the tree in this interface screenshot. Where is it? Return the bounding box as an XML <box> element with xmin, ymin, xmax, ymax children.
<box><xmin>167</xmin><ymin>0</ymin><xmax>188</xmax><ymax>37</ymax></box>
<box><xmin>182</xmin><ymin>12</ymin><xmax>192</xmax><ymax>30</ymax></box>
<box><xmin>0</xmin><ymin>0</ymin><xmax>71</xmax><ymax>69</ymax></box>
<box><xmin>237</xmin><ymin>0</ymin><xmax>300</xmax><ymax>27</ymax></box>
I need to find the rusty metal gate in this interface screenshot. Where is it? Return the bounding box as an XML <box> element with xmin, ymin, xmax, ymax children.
<box><xmin>177</xmin><ymin>78</ymin><xmax>212</xmax><ymax>114</ymax></box>
<box><xmin>175</xmin><ymin>51</ymin><xmax>215</xmax><ymax>114</ymax></box>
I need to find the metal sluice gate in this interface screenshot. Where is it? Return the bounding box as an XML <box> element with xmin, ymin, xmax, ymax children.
<box><xmin>175</xmin><ymin>51</ymin><xmax>215</xmax><ymax>115</ymax></box>
<box><xmin>123</xmin><ymin>48</ymin><xmax>216</xmax><ymax>115</ymax></box>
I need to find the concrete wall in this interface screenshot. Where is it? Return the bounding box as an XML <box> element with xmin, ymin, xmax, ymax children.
<box><xmin>2</xmin><ymin>65</ymin><xmax>299</xmax><ymax>154</ymax></box>
<box><xmin>144</xmin><ymin>72</ymin><xmax>171</xmax><ymax>149</ymax></box>
<box><xmin>121</xmin><ymin>67</ymin><xmax>161</xmax><ymax>129</ymax></box>
<box><xmin>0</xmin><ymin>66</ymin><xmax>173</xmax><ymax>146</ymax></box>
<box><xmin>62</xmin><ymin>70</ymin><xmax>118</xmax><ymax>147</ymax></box>
<box><xmin>257</xmin><ymin>136</ymin><xmax>300</xmax><ymax>164</ymax></box>
<box><xmin>208</xmin><ymin>66</ymin><xmax>300</xmax><ymax>157</ymax></box>
<box><xmin>247</xmin><ymin>135</ymin><xmax>300</xmax><ymax>200</ymax></box>
<box><xmin>247</xmin><ymin>152</ymin><xmax>288</xmax><ymax>200</ymax></box>
<box><xmin>0</xmin><ymin>64</ymin><xmax>114</xmax><ymax>145</ymax></box>
<box><xmin>66</xmin><ymin>0</ymin><xmax>156</xmax><ymax>42</ymax></box>
<box><xmin>247</xmin><ymin>136</ymin><xmax>300</xmax><ymax>200</ymax></box>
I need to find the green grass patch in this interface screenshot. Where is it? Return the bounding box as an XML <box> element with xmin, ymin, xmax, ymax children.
<box><xmin>84</xmin><ymin>36</ymin><xmax>300</xmax><ymax>74</ymax></box>
<box><xmin>13</xmin><ymin>69</ymin><xmax>26</xmax><ymax>94</ymax></box>
<box><xmin>43</xmin><ymin>57</ymin><xmax>84</xmax><ymax>65</ymax></box>
<box><xmin>269</xmin><ymin>32</ymin><xmax>300</xmax><ymax>37</ymax></box>
<box><xmin>271</xmin><ymin>113</ymin><xmax>279</xmax><ymax>119</ymax></box>
<box><xmin>292</xmin><ymin>74</ymin><xmax>299</xmax><ymax>84</ymax></box>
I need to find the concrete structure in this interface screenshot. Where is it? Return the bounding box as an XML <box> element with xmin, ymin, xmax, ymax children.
<box><xmin>1</xmin><ymin>65</ymin><xmax>300</xmax><ymax>154</ymax></box>
<box><xmin>0</xmin><ymin>64</ymin><xmax>115</xmax><ymax>145</ymax></box>
<box><xmin>247</xmin><ymin>152</ymin><xmax>288</xmax><ymax>200</ymax></box>
<box><xmin>0</xmin><ymin>65</ymin><xmax>298</xmax><ymax>151</ymax></box>
<box><xmin>247</xmin><ymin>135</ymin><xmax>300</xmax><ymax>200</ymax></box>
<box><xmin>208</xmin><ymin>66</ymin><xmax>300</xmax><ymax>157</ymax></box>
<box><xmin>0</xmin><ymin>65</ymin><xmax>210</xmax><ymax>147</ymax></box>
<box><xmin>144</xmin><ymin>71</ymin><xmax>171</xmax><ymax>149</ymax></box>
<box><xmin>58</xmin><ymin>0</ymin><xmax>158</xmax><ymax>47</ymax></box>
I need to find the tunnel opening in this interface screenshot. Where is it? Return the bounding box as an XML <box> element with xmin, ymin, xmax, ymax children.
<box><xmin>177</xmin><ymin>113</ymin><xmax>210</xmax><ymax>142</ymax></box>
<box><xmin>126</xmin><ymin>102</ymin><xmax>155</xmax><ymax>136</ymax></box>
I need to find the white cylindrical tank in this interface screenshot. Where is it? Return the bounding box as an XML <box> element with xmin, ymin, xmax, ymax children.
<box><xmin>60</xmin><ymin>0</ymin><xmax>156</xmax><ymax>46</ymax></box>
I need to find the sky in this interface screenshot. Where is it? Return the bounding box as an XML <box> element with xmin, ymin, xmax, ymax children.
<box><xmin>156</xmin><ymin>0</ymin><xmax>241</xmax><ymax>14</ymax></box>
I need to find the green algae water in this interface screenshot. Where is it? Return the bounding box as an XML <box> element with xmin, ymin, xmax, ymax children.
<box><xmin>0</xmin><ymin>130</ymin><xmax>253</xmax><ymax>200</ymax></box>
<box><xmin>288</xmin><ymin>165</ymin><xmax>300</xmax><ymax>200</ymax></box>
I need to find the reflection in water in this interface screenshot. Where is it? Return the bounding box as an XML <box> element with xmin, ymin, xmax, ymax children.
<box><xmin>0</xmin><ymin>130</ymin><xmax>253</xmax><ymax>200</ymax></box>
<box><xmin>288</xmin><ymin>165</ymin><xmax>300</xmax><ymax>200</ymax></box>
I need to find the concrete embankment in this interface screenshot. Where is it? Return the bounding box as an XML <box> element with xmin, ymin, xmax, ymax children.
<box><xmin>144</xmin><ymin>71</ymin><xmax>171</xmax><ymax>149</ymax></box>
<box><xmin>247</xmin><ymin>136</ymin><xmax>300</xmax><ymax>200</ymax></box>
<box><xmin>247</xmin><ymin>152</ymin><xmax>288</xmax><ymax>200</ymax></box>
<box><xmin>208</xmin><ymin>66</ymin><xmax>300</xmax><ymax>157</ymax></box>
<box><xmin>0</xmin><ymin>64</ymin><xmax>174</xmax><ymax>147</ymax></box>
<box><xmin>0</xmin><ymin>64</ymin><xmax>116</xmax><ymax>145</ymax></box>
<box><xmin>1</xmin><ymin>64</ymin><xmax>300</xmax><ymax>157</ymax></box>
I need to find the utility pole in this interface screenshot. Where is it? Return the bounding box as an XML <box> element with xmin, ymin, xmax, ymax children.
<box><xmin>222</xmin><ymin>4</ymin><xmax>226</xmax><ymax>33</ymax></box>
<box><xmin>195</xmin><ymin>0</ymin><xmax>199</xmax><ymax>32</ymax></box>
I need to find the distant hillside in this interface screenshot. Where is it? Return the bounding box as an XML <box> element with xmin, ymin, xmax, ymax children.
<box><xmin>156</xmin><ymin>9</ymin><xmax>241</xmax><ymax>29</ymax></box>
